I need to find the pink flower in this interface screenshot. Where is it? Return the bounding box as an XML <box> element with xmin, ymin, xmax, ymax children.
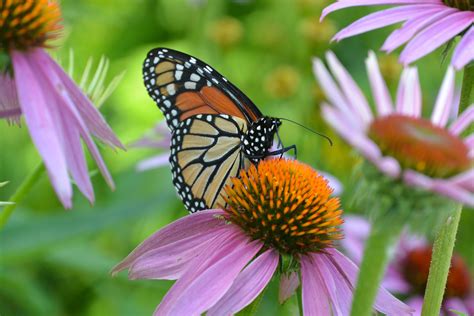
<box><xmin>113</xmin><ymin>159</ymin><xmax>412</xmax><ymax>315</ymax></box>
<box><xmin>313</xmin><ymin>51</ymin><xmax>474</xmax><ymax>206</ymax></box>
<box><xmin>131</xmin><ymin>121</ymin><xmax>171</xmax><ymax>171</ymax></box>
<box><xmin>321</xmin><ymin>1</ymin><xmax>474</xmax><ymax>69</ymax></box>
<box><xmin>343</xmin><ymin>215</ymin><xmax>474</xmax><ymax>316</ymax></box>
<box><xmin>0</xmin><ymin>1</ymin><xmax>123</xmax><ymax>208</ymax></box>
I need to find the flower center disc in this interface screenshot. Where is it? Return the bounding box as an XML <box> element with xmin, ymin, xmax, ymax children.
<box><xmin>443</xmin><ymin>0</ymin><xmax>473</xmax><ymax>11</ymax></box>
<box><xmin>223</xmin><ymin>159</ymin><xmax>343</xmax><ymax>256</ymax></box>
<box><xmin>369</xmin><ymin>114</ymin><xmax>470</xmax><ymax>178</ymax></box>
<box><xmin>402</xmin><ymin>246</ymin><xmax>471</xmax><ymax>298</ymax></box>
<box><xmin>0</xmin><ymin>0</ymin><xmax>62</xmax><ymax>50</ymax></box>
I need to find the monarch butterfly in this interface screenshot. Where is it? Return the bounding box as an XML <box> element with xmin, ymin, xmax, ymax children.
<box><xmin>143</xmin><ymin>48</ymin><xmax>293</xmax><ymax>213</ymax></box>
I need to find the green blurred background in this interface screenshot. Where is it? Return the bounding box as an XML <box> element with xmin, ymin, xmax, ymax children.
<box><xmin>0</xmin><ymin>0</ymin><xmax>472</xmax><ymax>315</ymax></box>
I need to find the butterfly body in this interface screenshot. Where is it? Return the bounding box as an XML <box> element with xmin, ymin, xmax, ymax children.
<box><xmin>143</xmin><ymin>48</ymin><xmax>290</xmax><ymax>213</ymax></box>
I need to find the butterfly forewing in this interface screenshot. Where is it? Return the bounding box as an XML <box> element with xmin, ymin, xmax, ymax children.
<box><xmin>143</xmin><ymin>48</ymin><xmax>262</xmax><ymax>130</ymax></box>
<box><xmin>170</xmin><ymin>114</ymin><xmax>251</xmax><ymax>213</ymax></box>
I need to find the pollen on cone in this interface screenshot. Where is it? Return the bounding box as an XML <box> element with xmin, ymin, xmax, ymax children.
<box><xmin>223</xmin><ymin>159</ymin><xmax>343</xmax><ymax>255</ymax></box>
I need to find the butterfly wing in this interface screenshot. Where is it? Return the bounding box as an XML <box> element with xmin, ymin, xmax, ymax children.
<box><xmin>143</xmin><ymin>48</ymin><xmax>263</xmax><ymax>130</ymax></box>
<box><xmin>170</xmin><ymin>114</ymin><xmax>251</xmax><ymax>213</ymax></box>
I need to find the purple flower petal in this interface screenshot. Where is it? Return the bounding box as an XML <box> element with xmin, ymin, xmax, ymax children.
<box><xmin>396</xmin><ymin>67</ymin><xmax>421</xmax><ymax>117</ymax></box>
<box><xmin>156</xmin><ymin>234</ymin><xmax>262</xmax><ymax>316</ymax></box>
<box><xmin>0</xmin><ymin>73</ymin><xmax>21</xmax><ymax>123</ymax></box>
<box><xmin>313</xmin><ymin>58</ymin><xmax>364</xmax><ymax>130</ymax></box>
<box><xmin>431</xmin><ymin>67</ymin><xmax>455</xmax><ymax>127</ymax></box>
<box><xmin>208</xmin><ymin>249</ymin><xmax>279</xmax><ymax>315</ymax></box>
<box><xmin>11</xmin><ymin>50</ymin><xmax>73</xmax><ymax>208</ymax></box>
<box><xmin>325</xmin><ymin>51</ymin><xmax>373</xmax><ymax>125</ymax></box>
<box><xmin>382</xmin><ymin>8</ymin><xmax>456</xmax><ymax>53</ymax></box>
<box><xmin>405</xmin><ymin>296</ymin><xmax>423</xmax><ymax>316</ymax></box>
<box><xmin>321</xmin><ymin>0</ymin><xmax>440</xmax><ymax>21</ymax></box>
<box><xmin>448</xmin><ymin>169</ymin><xmax>474</xmax><ymax>191</ymax></box>
<box><xmin>327</xmin><ymin>248</ymin><xmax>414</xmax><ymax>316</ymax></box>
<box><xmin>333</xmin><ymin>5</ymin><xmax>439</xmax><ymax>42</ymax></box>
<box><xmin>136</xmin><ymin>153</ymin><xmax>170</xmax><ymax>172</ymax></box>
<box><xmin>341</xmin><ymin>215</ymin><xmax>371</xmax><ymax>263</ymax></box>
<box><xmin>45</xmin><ymin>52</ymin><xmax>124</xmax><ymax>149</ymax></box>
<box><xmin>444</xmin><ymin>297</ymin><xmax>471</xmax><ymax>316</ymax></box>
<box><xmin>452</xmin><ymin>25</ymin><xmax>474</xmax><ymax>70</ymax></box>
<box><xmin>112</xmin><ymin>209</ymin><xmax>226</xmax><ymax>275</ymax></box>
<box><xmin>400</xmin><ymin>11</ymin><xmax>474</xmax><ymax>65</ymax></box>
<box><xmin>300</xmin><ymin>255</ymin><xmax>331</xmax><ymax>315</ymax></box>
<box><xmin>279</xmin><ymin>272</ymin><xmax>300</xmax><ymax>304</ymax></box>
<box><xmin>365</xmin><ymin>51</ymin><xmax>393</xmax><ymax>116</ymax></box>
<box><xmin>450</xmin><ymin>105</ymin><xmax>474</xmax><ymax>135</ymax></box>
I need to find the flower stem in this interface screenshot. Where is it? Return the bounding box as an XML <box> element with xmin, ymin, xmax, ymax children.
<box><xmin>297</xmin><ymin>282</ymin><xmax>303</xmax><ymax>316</ymax></box>
<box><xmin>350</xmin><ymin>220</ymin><xmax>403</xmax><ymax>316</ymax></box>
<box><xmin>421</xmin><ymin>204</ymin><xmax>462</xmax><ymax>316</ymax></box>
<box><xmin>0</xmin><ymin>163</ymin><xmax>45</xmax><ymax>229</ymax></box>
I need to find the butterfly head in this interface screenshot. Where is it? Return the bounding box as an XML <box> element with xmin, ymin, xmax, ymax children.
<box><xmin>242</xmin><ymin>117</ymin><xmax>281</xmax><ymax>162</ymax></box>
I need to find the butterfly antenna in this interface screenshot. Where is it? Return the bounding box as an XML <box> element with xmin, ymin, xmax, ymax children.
<box><xmin>277</xmin><ymin>117</ymin><xmax>333</xmax><ymax>146</ymax></box>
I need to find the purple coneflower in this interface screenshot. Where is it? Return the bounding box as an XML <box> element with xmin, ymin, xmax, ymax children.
<box><xmin>343</xmin><ymin>216</ymin><xmax>474</xmax><ymax>316</ymax></box>
<box><xmin>322</xmin><ymin>1</ymin><xmax>474</xmax><ymax>69</ymax></box>
<box><xmin>113</xmin><ymin>159</ymin><xmax>411</xmax><ymax>315</ymax></box>
<box><xmin>313</xmin><ymin>51</ymin><xmax>473</xmax><ymax>206</ymax></box>
<box><xmin>0</xmin><ymin>0</ymin><xmax>123</xmax><ymax>208</ymax></box>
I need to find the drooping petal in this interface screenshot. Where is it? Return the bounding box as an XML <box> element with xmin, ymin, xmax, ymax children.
<box><xmin>136</xmin><ymin>153</ymin><xmax>170</xmax><ymax>172</ymax></box>
<box><xmin>405</xmin><ymin>296</ymin><xmax>423</xmax><ymax>316</ymax></box>
<box><xmin>450</xmin><ymin>105</ymin><xmax>474</xmax><ymax>135</ymax></box>
<box><xmin>341</xmin><ymin>215</ymin><xmax>371</xmax><ymax>263</ymax></box>
<box><xmin>46</xmin><ymin>52</ymin><xmax>124</xmax><ymax>149</ymax></box>
<box><xmin>325</xmin><ymin>51</ymin><xmax>373</xmax><ymax>125</ymax></box>
<box><xmin>156</xmin><ymin>233</ymin><xmax>262</xmax><ymax>316</ymax></box>
<box><xmin>333</xmin><ymin>5</ymin><xmax>439</xmax><ymax>42</ymax></box>
<box><xmin>279</xmin><ymin>272</ymin><xmax>300</xmax><ymax>304</ymax></box>
<box><xmin>403</xmin><ymin>170</ymin><xmax>474</xmax><ymax>207</ymax></box>
<box><xmin>431</xmin><ymin>66</ymin><xmax>455</xmax><ymax>127</ymax></box>
<box><xmin>452</xmin><ymin>25</ymin><xmax>474</xmax><ymax>70</ymax></box>
<box><xmin>365</xmin><ymin>51</ymin><xmax>393</xmax><ymax>116</ymax></box>
<box><xmin>326</xmin><ymin>248</ymin><xmax>414</xmax><ymax>316</ymax></box>
<box><xmin>300</xmin><ymin>255</ymin><xmax>331</xmax><ymax>315</ymax></box>
<box><xmin>382</xmin><ymin>8</ymin><xmax>457</xmax><ymax>53</ymax></box>
<box><xmin>112</xmin><ymin>209</ymin><xmax>226</xmax><ymax>274</ymax></box>
<box><xmin>11</xmin><ymin>50</ymin><xmax>72</xmax><ymax>208</ymax></box>
<box><xmin>207</xmin><ymin>249</ymin><xmax>278</xmax><ymax>315</ymax></box>
<box><xmin>312</xmin><ymin>58</ymin><xmax>363</xmax><ymax>130</ymax></box>
<box><xmin>400</xmin><ymin>11</ymin><xmax>474</xmax><ymax>65</ymax></box>
<box><xmin>321</xmin><ymin>0</ymin><xmax>440</xmax><ymax>21</ymax></box>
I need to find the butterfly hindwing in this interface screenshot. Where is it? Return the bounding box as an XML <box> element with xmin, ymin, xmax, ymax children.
<box><xmin>169</xmin><ymin>114</ymin><xmax>251</xmax><ymax>213</ymax></box>
<box><xmin>143</xmin><ymin>48</ymin><xmax>263</xmax><ymax>130</ymax></box>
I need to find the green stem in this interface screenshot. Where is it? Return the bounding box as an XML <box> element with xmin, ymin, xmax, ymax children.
<box><xmin>0</xmin><ymin>163</ymin><xmax>45</xmax><ymax>229</ymax></box>
<box><xmin>459</xmin><ymin>63</ymin><xmax>473</xmax><ymax>114</ymax></box>
<box><xmin>297</xmin><ymin>282</ymin><xmax>303</xmax><ymax>316</ymax></box>
<box><xmin>350</xmin><ymin>221</ymin><xmax>403</xmax><ymax>316</ymax></box>
<box><xmin>421</xmin><ymin>206</ymin><xmax>463</xmax><ymax>316</ymax></box>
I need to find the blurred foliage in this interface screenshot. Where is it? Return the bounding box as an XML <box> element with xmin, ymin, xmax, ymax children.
<box><xmin>0</xmin><ymin>0</ymin><xmax>472</xmax><ymax>315</ymax></box>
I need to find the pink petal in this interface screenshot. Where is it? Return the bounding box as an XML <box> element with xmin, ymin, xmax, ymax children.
<box><xmin>321</xmin><ymin>0</ymin><xmax>440</xmax><ymax>21</ymax></box>
<box><xmin>341</xmin><ymin>215</ymin><xmax>371</xmax><ymax>263</ymax></box>
<box><xmin>431</xmin><ymin>66</ymin><xmax>455</xmax><ymax>127</ymax></box>
<box><xmin>396</xmin><ymin>67</ymin><xmax>422</xmax><ymax>117</ymax></box>
<box><xmin>444</xmin><ymin>297</ymin><xmax>471</xmax><ymax>316</ymax></box>
<box><xmin>313</xmin><ymin>58</ymin><xmax>363</xmax><ymax>130</ymax></box>
<box><xmin>452</xmin><ymin>25</ymin><xmax>474</xmax><ymax>70</ymax></box>
<box><xmin>333</xmin><ymin>5</ymin><xmax>440</xmax><ymax>42</ymax></box>
<box><xmin>46</xmin><ymin>52</ymin><xmax>124</xmax><ymax>149</ymax></box>
<box><xmin>450</xmin><ymin>105</ymin><xmax>474</xmax><ymax>135</ymax></box>
<box><xmin>448</xmin><ymin>168</ymin><xmax>474</xmax><ymax>191</ymax></box>
<box><xmin>325</xmin><ymin>51</ymin><xmax>373</xmax><ymax>125</ymax></box>
<box><xmin>279</xmin><ymin>272</ymin><xmax>300</xmax><ymax>304</ymax></box>
<box><xmin>405</xmin><ymin>296</ymin><xmax>423</xmax><ymax>316</ymax></box>
<box><xmin>33</xmin><ymin>50</ymin><xmax>115</xmax><ymax>191</ymax></box>
<box><xmin>365</xmin><ymin>51</ymin><xmax>393</xmax><ymax>116</ymax></box>
<box><xmin>207</xmin><ymin>249</ymin><xmax>279</xmax><ymax>315</ymax></box>
<box><xmin>157</xmin><ymin>235</ymin><xmax>262</xmax><ymax>316</ymax></box>
<box><xmin>400</xmin><ymin>11</ymin><xmax>474</xmax><ymax>65</ymax></box>
<box><xmin>11</xmin><ymin>50</ymin><xmax>72</xmax><ymax>208</ymax></box>
<box><xmin>300</xmin><ymin>255</ymin><xmax>331</xmax><ymax>315</ymax></box>
<box><xmin>128</xmin><ymin>228</ymin><xmax>227</xmax><ymax>280</ymax></box>
<box><xmin>382</xmin><ymin>7</ymin><xmax>457</xmax><ymax>53</ymax></box>
<box><xmin>0</xmin><ymin>73</ymin><xmax>21</xmax><ymax>123</ymax></box>
<box><xmin>327</xmin><ymin>248</ymin><xmax>414</xmax><ymax>316</ymax></box>
<box><xmin>112</xmin><ymin>209</ymin><xmax>226</xmax><ymax>275</ymax></box>
<box><xmin>136</xmin><ymin>153</ymin><xmax>170</xmax><ymax>171</ymax></box>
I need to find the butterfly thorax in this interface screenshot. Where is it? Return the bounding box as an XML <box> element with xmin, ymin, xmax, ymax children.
<box><xmin>242</xmin><ymin>117</ymin><xmax>281</xmax><ymax>163</ymax></box>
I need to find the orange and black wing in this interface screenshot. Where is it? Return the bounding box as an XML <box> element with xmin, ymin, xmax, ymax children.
<box><xmin>143</xmin><ymin>48</ymin><xmax>262</xmax><ymax>130</ymax></box>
